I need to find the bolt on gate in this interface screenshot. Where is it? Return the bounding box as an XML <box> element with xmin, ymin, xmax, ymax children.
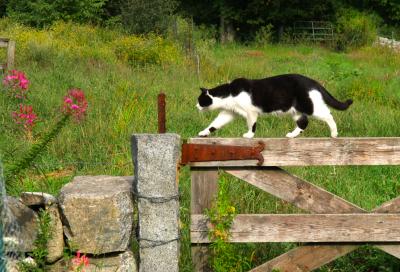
<box><xmin>182</xmin><ymin>137</ymin><xmax>400</xmax><ymax>272</ymax></box>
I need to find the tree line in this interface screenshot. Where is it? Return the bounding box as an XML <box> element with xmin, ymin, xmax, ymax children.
<box><xmin>0</xmin><ymin>0</ymin><xmax>399</xmax><ymax>40</ymax></box>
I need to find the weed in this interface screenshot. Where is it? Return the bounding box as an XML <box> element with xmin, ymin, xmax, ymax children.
<box><xmin>17</xmin><ymin>209</ymin><xmax>52</xmax><ymax>272</ymax></box>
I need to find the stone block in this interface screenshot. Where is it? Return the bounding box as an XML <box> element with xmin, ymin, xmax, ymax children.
<box><xmin>20</xmin><ymin>192</ymin><xmax>57</xmax><ymax>207</ymax></box>
<box><xmin>46</xmin><ymin>204</ymin><xmax>65</xmax><ymax>263</ymax></box>
<box><xmin>48</xmin><ymin>251</ymin><xmax>137</xmax><ymax>272</ymax></box>
<box><xmin>59</xmin><ymin>176</ymin><xmax>134</xmax><ymax>254</ymax></box>
<box><xmin>4</xmin><ymin>196</ymin><xmax>38</xmax><ymax>252</ymax></box>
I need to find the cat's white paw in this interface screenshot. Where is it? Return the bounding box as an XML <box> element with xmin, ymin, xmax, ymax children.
<box><xmin>286</xmin><ymin>132</ymin><xmax>297</xmax><ymax>138</ymax></box>
<box><xmin>331</xmin><ymin>132</ymin><xmax>338</xmax><ymax>138</ymax></box>
<box><xmin>242</xmin><ymin>132</ymin><xmax>254</xmax><ymax>138</ymax></box>
<box><xmin>198</xmin><ymin>130</ymin><xmax>210</xmax><ymax>137</ymax></box>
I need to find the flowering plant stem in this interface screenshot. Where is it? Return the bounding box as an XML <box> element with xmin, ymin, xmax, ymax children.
<box><xmin>6</xmin><ymin>114</ymin><xmax>70</xmax><ymax>181</ymax></box>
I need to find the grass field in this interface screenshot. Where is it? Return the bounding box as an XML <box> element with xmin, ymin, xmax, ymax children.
<box><xmin>1</xmin><ymin>21</ymin><xmax>400</xmax><ymax>271</ymax></box>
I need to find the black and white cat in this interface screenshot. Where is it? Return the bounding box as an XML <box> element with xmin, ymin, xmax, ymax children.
<box><xmin>196</xmin><ymin>74</ymin><xmax>352</xmax><ymax>138</ymax></box>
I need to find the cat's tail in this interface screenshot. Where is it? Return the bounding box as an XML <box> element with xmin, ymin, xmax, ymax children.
<box><xmin>319</xmin><ymin>87</ymin><xmax>353</xmax><ymax>111</ymax></box>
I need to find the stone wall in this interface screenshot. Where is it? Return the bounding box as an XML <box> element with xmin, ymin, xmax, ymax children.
<box><xmin>6</xmin><ymin>176</ymin><xmax>138</xmax><ymax>272</ymax></box>
<box><xmin>5</xmin><ymin>133</ymin><xmax>181</xmax><ymax>272</ymax></box>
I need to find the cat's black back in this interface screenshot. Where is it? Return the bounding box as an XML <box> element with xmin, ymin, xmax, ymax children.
<box><xmin>207</xmin><ymin>74</ymin><xmax>351</xmax><ymax>115</ymax></box>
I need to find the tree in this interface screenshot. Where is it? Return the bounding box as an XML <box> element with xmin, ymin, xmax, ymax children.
<box><xmin>177</xmin><ymin>0</ymin><xmax>338</xmax><ymax>41</ymax></box>
<box><xmin>6</xmin><ymin>0</ymin><xmax>106</xmax><ymax>28</ymax></box>
<box><xmin>120</xmin><ymin>0</ymin><xmax>177</xmax><ymax>34</ymax></box>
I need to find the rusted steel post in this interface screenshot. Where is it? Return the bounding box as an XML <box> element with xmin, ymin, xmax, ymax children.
<box><xmin>158</xmin><ymin>93</ymin><xmax>166</xmax><ymax>133</ymax></box>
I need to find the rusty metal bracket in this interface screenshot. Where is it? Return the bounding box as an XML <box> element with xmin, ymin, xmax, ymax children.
<box><xmin>181</xmin><ymin>141</ymin><xmax>265</xmax><ymax>166</ymax></box>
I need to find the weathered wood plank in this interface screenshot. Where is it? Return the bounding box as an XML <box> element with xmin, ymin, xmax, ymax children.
<box><xmin>226</xmin><ymin>167</ymin><xmax>363</xmax><ymax>214</ymax></box>
<box><xmin>241</xmin><ymin>184</ymin><xmax>400</xmax><ymax>271</ymax></box>
<box><xmin>373</xmin><ymin>196</ymin><xmax>400</xmax><ymax>214</ymax></box>
<box><xmin>191</xmin><ymin>168</ymin><xmax>219</xmax><ymax>272</ymax></box>
<box><xmin>250</xmin><ymin>197</ymin><xmax>400</xmax><ymax>271</ymax></box>
<box><xmin>373</xmin><ymin>196</ymin><xmax>400</xmax><ymax>258</ymax></box>
<box><xmin>191</xmin><ymin>214</ymin><xmax>400</xmax><ymax>243</ymax></box>
<box><xmin>0</xmin><ymin>40</ymin><xmax>8</xmax><ymax>47</ymax></box>
<box><xmin>7</xmin><ymin>40</ymin><xmax>15</xmax><ymax>70</ymax></box>
<box><xmin>187</xmin><ymin>138</ymin><xmax>400</xmax><ymax>166</ymax></box>
<box><xmin>191</xmin><ymin>168</ymin><xmax>219</xmax><ymax>214</ymax></box>
<box><xmin>250</xmin><ymin>244</ymin><xmax>357</xmax><ymax>272</ymax></box>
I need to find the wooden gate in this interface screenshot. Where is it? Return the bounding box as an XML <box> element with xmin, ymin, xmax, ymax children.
<box><xmin>0</xmin><ymin>38</ymin><xmax>15</xmax><ymax>71</ymax></box>
<box><xmin>187</xmin><ymin>137</ymin><xmax>400</xmax><ymax>271</ymax></box>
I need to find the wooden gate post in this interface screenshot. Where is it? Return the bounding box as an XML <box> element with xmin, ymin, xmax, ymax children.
<box><xmin>191</xmin><ymin>168</ymin><xmax>219</xmax><ymax>271</ymax></box>
<box><xmin>131</xmin><ymin>134</ymin><xmax>181</xmax><ymax>272</ymax></box>
<box><xmin>7</xmin><ymin>40</ymin><xmax>15</xmax><ymax>70</ymax></box>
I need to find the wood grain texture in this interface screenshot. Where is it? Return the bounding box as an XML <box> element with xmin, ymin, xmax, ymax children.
<box><xmin>247</xmin><ymin>196</ymin><xmax>400</xmax><ymax>271</ymax></box>
<box><xmin>191</xmin><ymin>168</ymin><xmax>219</xmax><ymax>272</ymax></box>
<box><xmin>226</xmin><ymin>167</ymin><xmax>363</xmax><ymax>214</ymax></box>
<box><xmin>7</xmin><ymin>40</ymin><xmax>15</xmax><ymax>69</ymax></box>
<box><xmin>187</xmin><ymin>137</ymin><xmax>400</xmax><ymax>166</ymax></box>
<box><xmin>191</xmin><ymin>214</ymin><xmax>400</xmax><ymax>243</ymax></box>
<box><xmin>190</xmin><ymin>168</ymin><xmax>219</xmax><ymax>214</ymax></box>
<box><xmin>250</xmin><ymin>244</ymin><xmax>358</xmax><ymax>272</ymax></box>
<box><xmin>0</xmin><ymin>40</ymin><xmax>8</xmax><ymax>47</ymax></box>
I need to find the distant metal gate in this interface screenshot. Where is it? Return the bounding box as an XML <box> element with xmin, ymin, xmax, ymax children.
<box><xmin>294</xmin><ymin>21</ymin><xmax>334</xmax><ymax>42</ymax></box>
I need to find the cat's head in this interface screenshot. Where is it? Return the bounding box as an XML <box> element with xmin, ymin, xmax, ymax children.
<box><xmin>196</xmin><ymin>87</ymin><xmax>223</xmax><ymax>111</ymax></box>
<box><xmin>196</xmin><ymin>88</ymin><xmax>212</xmax><ymax>111</ymax></box>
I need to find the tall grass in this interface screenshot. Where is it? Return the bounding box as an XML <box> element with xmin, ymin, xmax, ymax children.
<box><xmin>0</xmin><ymin>20</ymin><xmax>400</xmax><ymax>271</ymax></box>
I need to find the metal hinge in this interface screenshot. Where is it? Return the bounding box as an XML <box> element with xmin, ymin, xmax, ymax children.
<box><xmin>180</xmin><ymin>141</ymin><xmax>265</xmax><ymax>166</ymax></box>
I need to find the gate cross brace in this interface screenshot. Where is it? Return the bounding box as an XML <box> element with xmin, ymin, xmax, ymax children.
<box><xmin>226</xmin><ymin>168</ymin><xmax>400</xmax><ymax>272</ymax></box>
<box><xmin>191</xmin><ymin>167</ymin><xmax>400</xmax><ymax>272</ymax></box>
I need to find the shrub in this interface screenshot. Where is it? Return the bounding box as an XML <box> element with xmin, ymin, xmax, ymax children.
<box><xmin>6</xmin><ymin>0</ymin><xmax>106</xmax><ymax>28</ymax></box>
<box><xmin>336</xmin><ymin>9</ymin><xmax>379</xmax><ymax>50</ymax></box>
<box><xmin>120</xmin><ymin>0</ymin><xmax>177</xmax><ymax>35</ymax></box>
<box><xmin>254</xmin><ymin>24</ymin><xmax>273</xmax><ymax>46</ymax></box>
<box><xmin>0</xmin><ymin>19</ymin><xmax>183</xmax><ymax>67</ymax></box>
<box><xmin>113</xmin><ymin>34</ymin><xmax>181</xmax><ymax>66</ymax></box>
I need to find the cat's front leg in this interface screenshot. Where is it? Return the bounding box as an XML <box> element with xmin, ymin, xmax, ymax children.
<box><xmin>243</xmin><ymin>112</ymin><xmax>258</xmax><ymax>138</ymax></box>
<box><xmin>198</xmin><ymin>110</ymin><xmax>235</xmax><ymax>137</ymax></box>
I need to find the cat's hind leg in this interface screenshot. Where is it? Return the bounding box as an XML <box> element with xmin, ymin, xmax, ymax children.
<box><xmin>316</xmin><ymin>113</ymin><xmax>338</xmax><ymax>138</ymax></box>
<box><xmin>198</xmin><ymin>110</ymin><xmax>235</xmax><ymax>137</ymax></box>
<box><xmin>243</xmin><ymin>112</ymin><xmax>258</xmax><ymax>138</ymax></box>
<box><xmin>286</xmin><ymin>114</ymin><xmax>308</xmax><ymax>138</ymax></box>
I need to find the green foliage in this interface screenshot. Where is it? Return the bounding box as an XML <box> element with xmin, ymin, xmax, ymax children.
<box><xmin>321</xmin><ymin>245</ymin><xmax>400</xmax><ymax>272</ymax></box>
<box><xmin>6</xmin><ymin>115</ymin><xmax>70</xmax><ymax>182</ymax></box>
<box><xmin>254</xmin><ymin>24</ymin><xmax>274</xmax><ymax>46</ymax></box>
<box><xmin>120</xmin><ymin>0</ymin><xmax>177</xmax><ymax>34</ymax></box>
<box><xmin>206</xmin><ymin>175</ymin><xmax>254</xmax><ymax>272</ymax></box>
<box><xmin>18</xmin><ymin>209</ymin><xmax>52</xmax><ymax>272</ymax></box>
<box><xmin>6</xmin><ymin>0</ymin><xmax>106</xmax><ymax>28</ymax></box>
<box><xmin>113</xmin><ymin>34</ymin><xmax>182</xmax><ymax>66</ymax></box>
<box><xmin>335</xmin><ymin>9</ymin><xmax>379</xmax><ymax>50</ymax></box>
<box><xmin>0</xmin><ymin>19</ymin><xmax>399</xmax><ymax>271</ymax></box>
<box><xmin>0</xmin><ymin>20</ymin><xmax>183</xmax><ymax>67</ymax></box>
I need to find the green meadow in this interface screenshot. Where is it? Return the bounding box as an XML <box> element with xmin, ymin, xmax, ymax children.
<box><xmin>1</xmin><ymin>20</ymin><xmax>400</xmax><ymax>271</ymax></box>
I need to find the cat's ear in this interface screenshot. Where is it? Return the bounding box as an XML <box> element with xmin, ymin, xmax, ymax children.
<box><xmin>200</xmin><ymin>87</ymin><xmax>207</xmax><ymax>94</ymax></box>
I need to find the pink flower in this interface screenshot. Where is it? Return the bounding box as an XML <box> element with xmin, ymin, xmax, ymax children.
<box><xmin>12</xmin><ymin>104</ymin><xmax>37</xmax><ymax>132</ymax></box>
<box><xmin>72</xmin><ymin>251</ymin><xmax>90</xmax><ymax>271</ymax></box>
<box><xmin>3</xmin><ymin>70</ymin><xmax>30</xmax><ymax>99</ymax></box>
<box><xmin>62</xmin><ymin>89</ymin><xmax>88</xmax><ymax>121</ymax></box>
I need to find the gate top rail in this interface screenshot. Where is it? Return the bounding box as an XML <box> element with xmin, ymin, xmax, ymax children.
<box><xmin>186</xmin><ymin>137</ymin><xmax>400</xmax><ymax>167</ymax></box>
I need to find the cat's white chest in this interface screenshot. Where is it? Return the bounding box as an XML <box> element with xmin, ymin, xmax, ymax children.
<box><xmin>228</xmin><ymin>92</ymin><xmax>262</xmax><ymax>115</ymax></box>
